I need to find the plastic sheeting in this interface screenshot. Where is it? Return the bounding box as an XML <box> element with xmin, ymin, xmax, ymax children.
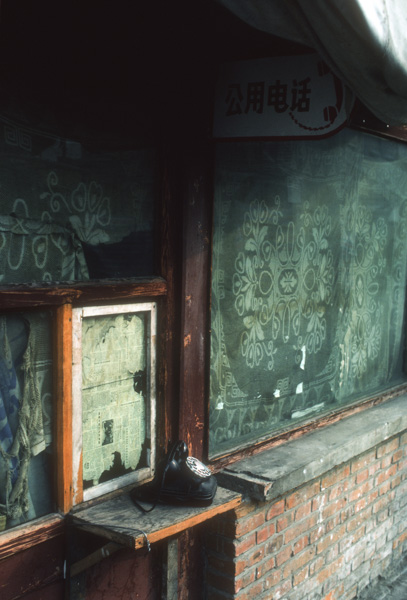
<box><xmin>216</xmin><ymin>0</ymin><xmax>407</xmax><ymax>125</ymax></box>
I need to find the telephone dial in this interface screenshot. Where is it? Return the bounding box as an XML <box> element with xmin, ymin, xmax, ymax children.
<box><xmin>132</xmin><ymin>441</ymin><xmax>217</xmax><ymax>511</ymax></box>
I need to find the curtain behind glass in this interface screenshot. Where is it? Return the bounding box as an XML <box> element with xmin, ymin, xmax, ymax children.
<box><xmin>209</xmin><ymin>129</ymin><xmax>407</xmax><ymax>457</ymax></box>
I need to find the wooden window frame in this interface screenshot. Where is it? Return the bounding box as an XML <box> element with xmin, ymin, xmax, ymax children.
<box><xmin>178</xmin><ymin>112</ymin><xmax>407</xmax><ymax>471</ymax></box>
<box><xmin>0</xmin><ymin>278</ymin><xmax>167</xmax><ymax>519</ymax></box>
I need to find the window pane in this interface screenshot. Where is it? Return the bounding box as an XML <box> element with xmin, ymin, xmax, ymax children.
<box><xmin>0</xmin><ymin>311</ymin><xmax>53</xmax><ymax>530</ymax></box>
<box><xmin>209</xmin><ymin>129</ymin><xmax>407</xmax><ymax>457</ymax></box>
<box><xmin>75</xmin><ymin>304</ymin><xmax>156</xmax><ymax>499</ymax></box>
<box><xmin>0</xmin><ymin>111</ymin><xmax>157</xmax><ymax>283</ymax></box>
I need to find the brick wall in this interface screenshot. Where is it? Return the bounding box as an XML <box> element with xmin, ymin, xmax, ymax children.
<box><xmin>206</xmin><ymin>431</ymin><xmax>407</xmax><ymax>600</ymax></box>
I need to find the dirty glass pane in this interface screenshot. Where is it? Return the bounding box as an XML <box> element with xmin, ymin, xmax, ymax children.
<box><xmin>81</xmin><ymin>310</ymin><xmax>151</xmax><ymax>493</ymax></box>
<box><xmin>0</xmin><ymin>311</ymin><xmax>53</xmax><ymax>531</ymax></box>
<box><xmin>0</xmin><ymin>114</ymin><xmax>157</xmax><ymax>283</ymax></box>
<box><xmin>209</xmin><ymin>129</ymin><xmax>407</xmax><ymax>457</ymax></box>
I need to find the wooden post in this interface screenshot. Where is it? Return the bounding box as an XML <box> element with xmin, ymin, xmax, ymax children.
<box><xmin>54</xmin><ymin>303</ymin><xmax>73</xmax><ymax>513</ymax></box>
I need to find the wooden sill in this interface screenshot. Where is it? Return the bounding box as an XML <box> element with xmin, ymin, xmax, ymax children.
<box><xmin>0</xmin><ymin>514</ymin><xmax>65</xmax><ymax>561</ymax></box>
<box><xmin>70</xmin><ymin>486</ymin><xmax>241</xmax><ymax>550</ymax></box>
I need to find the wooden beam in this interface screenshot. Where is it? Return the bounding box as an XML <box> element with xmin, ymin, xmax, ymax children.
<box><xmin>54</xmin><ymin>304</ymin><xmax>74</xmax><ymax>513</ymax></box>
<box><xmin>178</xmin><ymin>144</ymin><xmax>213</xmax><ymax>460</ymax></box>
<box><xmin>0</xmin><ymin>277</ymin><xmax>167</xmax><ymax>309</ymax></box>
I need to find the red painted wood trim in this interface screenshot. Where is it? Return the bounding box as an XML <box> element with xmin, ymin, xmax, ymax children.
<box><xmin>0</xmin><ymin>514</ymin><xmax>64</xmax><ymax>561</ymax></box>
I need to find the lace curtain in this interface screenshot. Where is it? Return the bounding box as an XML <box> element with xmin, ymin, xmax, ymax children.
<box><xmin>209</xmin><ymin>128</ymin><xmax>407</xmax><ymax>457</ymax></box>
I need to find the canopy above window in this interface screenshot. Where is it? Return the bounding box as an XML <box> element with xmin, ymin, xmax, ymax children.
<box><xmin>216</xmin><ymin>0</ymin><xmax>407</xmax><ymax>126</ymax></box>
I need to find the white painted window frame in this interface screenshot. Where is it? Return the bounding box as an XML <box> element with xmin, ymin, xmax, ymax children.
<box><xmin>71</xmin><ymin>302</ymin><xmax>157</xmax><ymax>503</ymax></box>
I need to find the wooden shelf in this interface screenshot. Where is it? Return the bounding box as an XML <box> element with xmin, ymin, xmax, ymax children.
<box><xmin>71</xmin><ymin>486</ymin><xmax>241</xmax><ymax>550</ymax></box>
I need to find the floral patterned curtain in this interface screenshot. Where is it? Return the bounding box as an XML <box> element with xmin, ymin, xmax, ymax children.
<box><xmin>209</xmin><ymin>128</ymin><xmax>407</xmax><ymax>457</ymax></box>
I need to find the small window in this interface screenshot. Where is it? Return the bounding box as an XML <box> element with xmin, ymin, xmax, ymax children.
<box><xmin>209</xmin><ymin>128</ymin><xmax>407</xmax><ymax>457</ymax></box>
<box><xmin>72</xmin><ymin>302</ymin><xmax>157</xmax><ymax>502</ymax></box>
<box><xmin>0</xmin><ymin>311</ymin><xmax>54</xmax><ymax>531</ymax></box>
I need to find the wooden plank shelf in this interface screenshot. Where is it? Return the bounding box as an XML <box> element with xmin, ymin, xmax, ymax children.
<box><xmin>71</xmin><ymin>486</ymin><xmax>241</xmax><ymax>550</ymax></box>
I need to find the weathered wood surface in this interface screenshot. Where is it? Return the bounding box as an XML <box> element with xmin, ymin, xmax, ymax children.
<box><xmin>0</xmin><ymin>514</ymin><xmax>64</xmax><ymax>561</ymax></box>
<box><xmin>0</xmin><ymin>529</ymin><xmax>65</xmax><ymax>600</ymax></box>
<box><xmin>0</xmin><ymin>277</ymin><xmax>167</xmax><ymax>308</ymax></box>
<box><xmin>71</xmin><ymin>485</ymin><xmax>241</xmax><ymax>550</ymax></box>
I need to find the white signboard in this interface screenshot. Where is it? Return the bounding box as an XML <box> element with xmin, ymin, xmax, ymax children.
<box><xmin>213</xmin><ymin>54</ymin><xmax>354</xmax><ymax>139</ymax></box>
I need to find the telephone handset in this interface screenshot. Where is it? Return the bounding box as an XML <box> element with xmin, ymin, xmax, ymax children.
<box><xmin>132</xmin><ymin>441</ymin><xmax>217</xmax><ymax>511</ymax></box>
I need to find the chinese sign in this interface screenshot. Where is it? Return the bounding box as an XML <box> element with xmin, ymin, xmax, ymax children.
<box><xmin>213</xmin><ymin>54</ymin><xmax>353</xmax><ymax>139</ymax></box>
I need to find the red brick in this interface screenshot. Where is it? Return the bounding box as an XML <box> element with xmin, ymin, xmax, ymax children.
<box><xmin>322</xmin><ymin>497</ymin><xmax>347</xmax><ymax>519</ymax></box>
<box><xmin>329</xmin><ymin>480</ymin><xmax>350</xmax><ymax>501</ymax></box>
<box><xmin>293</xmin><ymin>565</ymin><xmax>309</xmax><ymax>586</ymax></box>
<box><xmin>309</xmin><ymin>556</ymin><xmax>325</xmax><ymax>576</ymax></box>
<box><xmin>234</xmin><ymin>512</ymin><xmax>265</xmax><ymax>538</ymax></box>
<box><xmin>355</xmin><ymin>468</ymin><xmax>369</xmax><ymax>484</ymax></box>
<box><xmin>373</xmin><ymin>492</ymin><xmax>394</xmax><ymax>515</ymax></box>
<box><xmin>267</xmin><ymin>578</ymin><xmax>292</xmax><ymax>599</ymax></box>
<box><xmin>295</xmin><ymin>500</ymin><xmax>312</xmax><ymax>521</ymax></box>
<box><xmin>317</xmin><ymin>556</ymin><xmax>344</xmax><ymax>585</ymax></box>
<box><xmin>378</xmin><ymin>481</ymin><xmax>391</xmax><ymax>496</ymax></box>
<box><xmin>277</xmin><ymin>513</ymin><xmax>293</xmax><ymax>532</ymax></box>
<box><xmin>324</xmin><ymin>583</ymin><xmax>345</xmax><ymax>600</ymax></box>
<box><xmin>376</xmin><ymin>438</ymin><xmax>399</xmax><ymax>458</ymax></box>
<box><xmin>381</xmin><ymin>455</ymin><xmax>393</xmax><ymax>469</ymax></box>
<box><xmin>235</xmin><ymin>569</ymin><xmax>256</xmax><ymax>593</ymax></box>
<box><xmin>226</xmin><ymin>532</ymin><xmax>257</xmax><ymax>557</ymax></box>
<box><xmin>393</xmin><ymin>530</ymin><xmax>407</xmax><ymax>550</ymax></box>
<box><xmin>354</xmin><ymin>498</ymin><xmax>367</xmax><ymax>513</ymax></box>
<box><xmin>255</xmin><ymin>556</ymin><xmax>275</xmax><ymax>579</ymax></box>
<box><xmin>349</xmin><ymin>480</ymin><xmax>373</xmax><ymax>503</ymax></box>
<box><xmin>235</xmin><ymin>502</ymin><xmax>260</xmax><ymax>519</ymax></box>
<box><xmin>326</xmin><ymin>514</ymin><xmax>341</xmax><ymax>533</ymax></box>
<box><xmin>351</xmin><ymin>450</ymin><xmax>376</xmax><ymax>473</ymax></box>
<box><xmin>266</xmin><ymin>499</ymin><xmax>284</xmax><ymax>520</ymax></box>
<box><xmin>368</xmin><ymin>462</ymin><xmax>381</xmax><ymax>477</ymax></box>
<box><xmin>398</xmin><ymin>458</ymin><xmax>407</xmax><ymax>471</ymax></box>
<box><xmin>256</xmin><ymin>522</ymin><xmax>275</xmax><ymax>544</ymax></box>
<box><xmin>286</xmin><ymin>481</ymin><xmax>320</xmax><ymax>509</ymax></box>
<box><xmin>312</xmin><ymin>492</ymin><xmax>328</xmax><ymax>512</ymax></box>
<box><xmin>235</xmin><ymin>581</ymin><xmax>263</xmax><ymax>600</ymax></box>
<box><xmin>283</xmin><ymin>547</ymin><xmax>316</xmax><ymax>578</ymax></box>
<box><xmin>392</xmin><ymin>449</ymin><xmax>404</xmax><ymax>463</ymax></box>
<box><xmin>322</xmin><ymin>465</ymin><xmax>351</xmax><ymax>489</ymax></box>
<box><xmin>265</xmin><ymin>533</ymin><xmax>284</xmax><ymax>555</ymax></box>
<box><xmin>346</xmin><ymin>507</ymin><xmax>372</xmax><ymax>532</ymax></box>
<box><xmin>376</xmin><ymin>464</ymin><xmax>398</xmax><ymax>486</ymax></box>
<box><xmin>263</xmin><ymin>566</ymin><xmax>281</xmax><ymax>589</ymax></box>
<box><xmin>276</xmin><ymin>545</ymin><xmax>292</xmax><ymax>566</ymax></box>
<box><xmin>284</xmin><ymin>514</ymin><xmax>318</xmax><ymax>543</ymax></box>
<box><xmin>391</xmin><ymin>474</ymin><xmax>403</xmax><ymax>489</ymax></box>
<box><xmin>293</xmin><ymin>535</ymin><xmax>309</xmax><ymax>555</ymax></box>
<box><xmin>317</xmin><ymin>524</ymin><xmax>346</xmax><ymax>554</ymax></box>
<box><xmin>310</xmin><ymin>524</ymin><xmax>326</xmax><ymax>544</ymax></box>
<box><xmin>366</xmin><ymin>489</ymin><xmax>379</xmax><ymax>505</ymax></box>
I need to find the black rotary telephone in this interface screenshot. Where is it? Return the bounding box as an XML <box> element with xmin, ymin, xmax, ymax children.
<box><xmin>132</xmin><ymin>441</ymin><xmax>217</xmax><ymax>511</ymax></box>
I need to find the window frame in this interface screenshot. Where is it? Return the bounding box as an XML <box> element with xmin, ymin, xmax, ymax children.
<box><xmin>71</xmin><ymin>300</ymin><xmax>157</xmax><ymax>504</ymax></box>
<box><xmin>177</xmin><ymin>109</ymin><xmax>407</xmax><ymax>470</ymax></box>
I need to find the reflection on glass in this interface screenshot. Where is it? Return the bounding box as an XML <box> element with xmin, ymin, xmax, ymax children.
<box><xmin>209</xmin><ymin>129</ymin><xmax>407</xmax><ymax>457</ymax></box>
<box><xmin>0</xmin><ymin>112</ymin><xmax>157</xmax><ymax>283</ymax></box>
<box><xmin>0</xmin><ymin>312</ymin><xmax>53</xmax><ymax>531</ymax></box>
<box><xmin>81</xmin><ymin>312</ymin><xmax>149</xmax><ymax>490</ymax></box>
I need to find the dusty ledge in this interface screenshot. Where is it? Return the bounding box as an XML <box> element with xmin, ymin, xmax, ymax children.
<box><xmin>216</xmin><ymin>395</ymin><xmax>407</xmax><ymax>502</ymax></box>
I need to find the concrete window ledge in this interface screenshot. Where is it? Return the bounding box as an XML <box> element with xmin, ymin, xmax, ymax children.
<box><xmin>216</xmin><ymin>394</ymin><xmax>407</xmax><ymax>502</ymax></box>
